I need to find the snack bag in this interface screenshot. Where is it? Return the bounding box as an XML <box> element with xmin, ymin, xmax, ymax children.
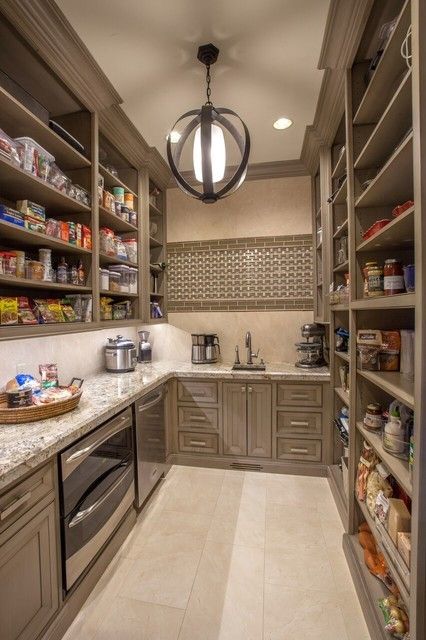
<box><xmin>379</xmin><ymin>596</ymin><xmax>409</xmax><ymax>638</ymax></box>
<box><xmin>39</xmin><ymin>363</ymin><xmax>58</xmax><ymax>389</ymax></box>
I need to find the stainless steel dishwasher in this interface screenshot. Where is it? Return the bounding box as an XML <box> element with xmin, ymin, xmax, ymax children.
<box><xmin>134</xmin><ymin>384</ymin><xmax>170</xmax><ymax>507</ymax></box>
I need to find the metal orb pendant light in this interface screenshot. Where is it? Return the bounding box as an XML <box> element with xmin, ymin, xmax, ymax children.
<box><xmin>167</xmin><ymin>43</ymin><xmax>250</xmax><ymax>204</ymax></box>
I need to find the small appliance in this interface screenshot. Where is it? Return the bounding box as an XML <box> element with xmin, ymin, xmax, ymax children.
<box><xmin>105</xmin><ymin>335</ymin><xmax>137</xmax><ymax>373</ymax></box>
<box><xmin>137</xmin><ymin>330</ymin><xmax>152</xmax><ymax>363</ymax></box>
<box><xmin>295</xmin><ymin>323</ymin><xmax>326</xmax><ymax>369</ymax></box>
<box><xmin>191</xmin><ymin>333</ymin><xmax>220</xmax><ymax>364</ymax></box>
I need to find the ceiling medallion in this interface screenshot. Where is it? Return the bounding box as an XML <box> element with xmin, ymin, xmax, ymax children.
<box><xmin>167</xmin><ymin>43</ymin><xmax>250</xmax><ymax>204</ymax></box>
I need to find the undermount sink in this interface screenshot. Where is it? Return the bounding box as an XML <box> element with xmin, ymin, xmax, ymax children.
<box><xmin>232</xmin><ymin>363</ymin><xmax>266</xmax><ymax>371</ymax></box>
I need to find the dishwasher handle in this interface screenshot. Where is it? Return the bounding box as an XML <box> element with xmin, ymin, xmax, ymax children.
<box><xmin>137</xmin><ymin>386</ymin><xmax>167</xmax><ymax>413</ymax></box>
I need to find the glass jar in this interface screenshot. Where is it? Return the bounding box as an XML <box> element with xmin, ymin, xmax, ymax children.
<box><xmin>367</xmin><ymin>262</ymin><xmax>384</xmax><ymax>297</ymax></box>
<box><xmin>384</xmin><ymin>259</ymin><xmax>405</xmax><ymax>295</ymax></box>
<box><xmin>129</xmin><ymin>267</ymin><xmax>138</xmax><ymax>293</ymax></box>
<box><xmin>108</xmin><ymin>269</ymin><xmax>120</xmax><ymax>292</ymax></box>
<box><xmin>99</xmin><ymin>227</ymin><xmax>115</xmax><ymax>255</ymax></box>
<box><xmin>363</xmin><ymin>403</ymin><xmax>384</xmax><ymax>432</ymax></box>
<box><xmin>123</xmin><ymin>238</ymin><xmax>137</xmax><ymax>263</ymax></box>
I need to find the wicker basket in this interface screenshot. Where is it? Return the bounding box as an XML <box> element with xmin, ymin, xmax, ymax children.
<box><xmin>0</xmin><ymin>382</ymin><xmax>83</xmax><ymax>424</ymax></box>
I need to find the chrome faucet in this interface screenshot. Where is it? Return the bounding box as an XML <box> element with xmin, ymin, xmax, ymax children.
<box><xmin>245</xmin><ymin>331</ymin><xmax>259</xmax><ymax>365</ymax></box>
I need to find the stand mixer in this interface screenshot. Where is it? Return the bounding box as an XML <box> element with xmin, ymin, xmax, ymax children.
<box><xmin>295</xmin><ymin>323</ymin><xmax>326</xmax><ymax>368</ymax></box>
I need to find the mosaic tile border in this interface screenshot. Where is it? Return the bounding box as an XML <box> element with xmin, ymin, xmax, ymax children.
<box><xmin>167</xmin><ymin>234</ymin><xmax>313</xmax><ymax>313</ymax></box>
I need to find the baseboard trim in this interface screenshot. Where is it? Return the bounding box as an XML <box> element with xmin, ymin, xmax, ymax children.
<box><xmin>168</xmin><ymin>453</ymin><xmax>327</xmax><ymax>477</ymax></box>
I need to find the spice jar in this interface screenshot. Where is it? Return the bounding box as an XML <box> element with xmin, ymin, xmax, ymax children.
<box><xmin>366</xmin><ymin>261</ymin><xmax>384</xmax><ymax>297</ymax></box>
<box><xmin>384</xmin><ymin>259</ymin><xmax>405</xmax><ymax>295</ymax></box>
<box><xmin>364</xmin><ymin>403</ymin><xmax>385</xmax><ymax>432</ymax></box>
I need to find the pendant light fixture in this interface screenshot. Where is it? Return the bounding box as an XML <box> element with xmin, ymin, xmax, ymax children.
<box><xmin>167</xmin><ymin>43</ymin><xmax>250</xmax><ymax>204</ymax></box>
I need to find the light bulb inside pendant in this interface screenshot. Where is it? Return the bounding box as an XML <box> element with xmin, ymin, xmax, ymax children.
<box><xmin>193</xmin><ymin>123</ymin><xmax>226</xmax><ymax>183</ymax></box>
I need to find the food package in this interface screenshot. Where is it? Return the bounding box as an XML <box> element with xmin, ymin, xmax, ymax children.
<box><xmin>24</xmin><ymin>217</ymin><xmax>46</xmax><ymax>234</ymax></box>
<box><xmin>61</xmin><ymin>302</ymin><xmax>78</xmax><ymax>323</ymax></box>
<box><xmin>375</xmin><ymin>490</ymin><xmax>391</xmax><ymax>524</ymax></box>
<box><xmin>100</xmin><ymin>296</ymin><xmax>113</xmax><ymax>320</ymax></box>
<box><xmin>5</xmin><ymin>373</ymin><xmax>40</xmax><ymax>393</ymax></box>
<box><xmin>356</xmin><ymin>441</ymin><xmax>379</xmax><ymax>501</ymax></box>
<box><xmin>397</xmin><ymin>532</ymin><xmax>411</xmax><ymax>567</ymax></box>
<box><xmin>366</xmin><ymin>463</ymin><xmax>393</xmax><ymax>516</ymax></box>
<box><xmin>34</xmin><ymin>299</ymin><xmax>64</xmax><ymax>324</ymax></box>
<box><xmin>76</xmin><ymin>223</ymin><xmax>82</xmax><ymax>247</ymax></box>
<box><xmin>103</xmin><ymin>190</ymin><xmax>115</xmax><ymax>212</ymax></box>
<box><xmin>39</xmin><ymin>363</ymin><xmax>58</xmax><ymax>389</ymax></box>
<box><xmin>388</xmin><ymin>499</ymin><xmax>411</xmax><ymax>545</ymax></box>
<box><xmin>64</xmin><ymin>295</ymin><xmax>92</xmax><ymax>322</ymax></box>
<box><xmin>48</xmin><ymin>163</ymin><xmax>71</xmax><ymax>192</ymax></box>
<box><xmin>380</xmin><ymin>331</ymin><xmax>401</xmax><ymax>371</ymax></box>
<box><xmin>18</xmin><ymin>296</ymin><xmax>38</xmax><ymax>325</ymax></box>
<box><xmin>45</xmin><ymin>218</ymin><xmax>61</xmax><ymax>238</ymax></box>
<box><xmin>112</xmin><ymin>300</ymin><xmax>131</xmax><ymax>320</ymax></box>
<box><xmin>0</xmin><ymin>204</ymin><xmax>24</xmax><ymax>227</ymax></box>
<box><xmin>15</xmin><ymin>136</ymin><xmax>54</xmax><ymax>180</ymax></box>
<box><xmin>0</xmin><ymin>297</ymin><xmax>18</xmax><ymax>325</ymax></box>
<box><xmin>115</xmin><ymin>236</ymin><xmax>128</xmax><ymax>260</ymax></box>
<box><xmin>0</xmin><ymin>251</ymin><xmax>17</xmax><ymax>276</ymax></box>
<box><xmin>379</xmin><ymin>596</ymin><xmax>409</xmax><ymax>639</ymax></box>
<box><xmin>60</xmin><ymin>221</ymin><xmax>70</xmax><ymax>243</ymax></box>
<box><xmin>358</xmin><ymin>523</ymin><xmax>398</xmax><ymax>594</ymax></box>
<box><xmin>82</xmin><ymin>225</ymin><xmax>92</xmax><ymax>250</ymax></box>
<box><xmin>17</xmin><ymin>199</ymin><xmax>46</xmax><ymax>222</ymax></box>
<box><xmin>0</xmin><ymin>127</ymin><xmax>21</xmax><ymax>164</ymax></box>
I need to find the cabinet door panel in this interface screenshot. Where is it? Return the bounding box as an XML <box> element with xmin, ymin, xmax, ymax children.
<box><xmin>247</xmin><ymin>384</ymin><xmax>272</xmax><ymax>458</ymax></box>
<box><xmin>223</xmin><ymin>383</ymin><xmax>247</xmax><ymax>456</ymax></box>
<box><xmin>0</xmin><ymin>502</ymin><xmax>59</xmax><ymax>640</ymax></box>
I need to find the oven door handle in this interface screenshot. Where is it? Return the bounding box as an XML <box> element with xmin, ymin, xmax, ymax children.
<box><xmin>68</xmin><ymin>463</ymin><xmax>133</xmax><ymax>529</ymax></box>
<box><xmin>138</xmin><ymin>386</ymin><xmax>166</xmax><ymax>412</ymax></box>
<box><xmin>65</xmin><ymin>413</ymin><xmax>132</xmax><ymax>467</ymax></box>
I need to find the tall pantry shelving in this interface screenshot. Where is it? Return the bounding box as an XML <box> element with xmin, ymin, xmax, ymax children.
<box><xmin>313</xmin><ymin>0</ymin><xmax>426</xmax><ymax>637</ymax></box>
<box><xmin>0</xmin><ymin>9</ymin><xmax>170</xmax><ymax>340</ymax></box>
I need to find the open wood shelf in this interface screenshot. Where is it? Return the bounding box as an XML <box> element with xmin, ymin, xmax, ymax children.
<box><xmin>149</xmin><ymin>203</ymin><xmax>163</xmax><ymax>216</ymax></box>
<box><xmin>355</xmin><ymin>71</ymin><xmax>412</xmax><ymax>170</ymax></box>
<box><xmin>356</xmin><ymin>497</ymin><xmax>410</xmax><ymax>604</ymax></box>
<box><xmin>357</xmin><ymin>369</ymin><xmax>414</xmax><ymax>409</ymax></box>
<box><xmin>0</xmin><ymin>273</ymin><xmax>91</xmax><ymax>292</ymax></box>
<box><xmin>351</xmin><ymin>293</ymin><xmax>415</xmax><ymax>309</ymax></box>
<box><xmin>343</xmin><ymin>534</ymin><xmax>393</xmax><ymax>640</ymax></box>
<box><xmin>0</xmin><ymin>219</ymin><xmax>92</xmax><ymax>255</ymax></box>
<box><xmin>335</xmin><ymin>350</ymin><xmax>350</xmax><ymax>362</ymax></box>
<box><xmin>356</xmin><ymin>421</ymin><xmax>412</xmax><ymax>496</ymax></box>
<box><xmin>331</xmin><ymin>148</ymin><xmax>346</xmax><ymax>179</ymax></box>
<box><xmin>98</xmin><ymin>206</ymin><xmax>138</xmax><ymax>233</ymax></box>
<box><xmin>0</xmin><ymin>154</ymin><xmax>92</xmax><ymax>214</ymax></box>
<box><xmin>333</xmin><ymin>178</ymin><xmax>347</xmax><ymax>204</ymax></box>
<box><xmin>353</xmin><ymin>0</ymin><xmax>411</xmax><ymax>125</ymax></box>
<box><xmin>355</xmin><ymin>133</ymin><xmax>413</xmax><ymax>208</ymax></box>
<box><xmin>99</xmin><ymin>290</ymin><xmax>139</xmax><ymax>299</ymax></box>
<box><xmin>98</xmin><ymin>163</ymin><xmax>138</xmax><ymax>198</ymax></box>
<box><xmin>149</xmin><ymin>235</ymin><xmax>162</xmax><ymax>248</ymax></box>
<box><xmin>333</xmin><ymin>260</ymin><xmax>349</xmax><ymax>272</ymax></box>
<box><xmin>356</xmin><ymin>206</ymin><xmax>414</xmax><ymax>253</ymax></box>
<box><xmin>333</xmin><ymin>219</ymin><xmax>348</xmax><ymax>239</ymax></box>
<box><xmin>335</xmin><ymin>386</ymin><xmax>350</xmax><ymax>406</ymax></box>
<box><xmin>0</xmin><ymin>85</ymin><xmax>91</xmax><ymax>171</ymax></box>
<box><xmin>150</xmin><ymin>292</ymin><xmax>164</xmax><ymax>297</ymax></box>
<box><xmin>330</xmin><ymin>303</ymin><xmax>349</xmax><ymax>311</ymax></box>
<box><xmin>98</xmin><ymin>252</ymin><xmax>138</xmax><ymax>268</ymax></box>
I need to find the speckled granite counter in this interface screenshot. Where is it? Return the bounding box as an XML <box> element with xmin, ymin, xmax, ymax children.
<box><xmin>0</xmin><ymin>361</ymin><xmax>329</xmax><ymax>490</ymax></box>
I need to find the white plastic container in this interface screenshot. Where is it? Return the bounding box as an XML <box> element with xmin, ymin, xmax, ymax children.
<box><xmin>15</xmin><ymin>137</ymin><xmax>55</xmax><ymax>180</ymax></box>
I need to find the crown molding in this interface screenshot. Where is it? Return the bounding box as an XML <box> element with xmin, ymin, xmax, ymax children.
<box><xmin>148</xmin><ymin>148</ymin><xmax>172</xmax><ymax>189</ymax></box>
<box><xmin>0</xmin><ymin>0</ymin><xmax>122</xmax><ymax>112</ymax></box>
<box><xmin>168</xmin><ymin>159</ymin><xmax>308</xmax><ymax>188</ymax></box>
<box><xmin>99</xmin><ymin>105</ymin><xmax>151</xmax><ymax>167</ymax></box>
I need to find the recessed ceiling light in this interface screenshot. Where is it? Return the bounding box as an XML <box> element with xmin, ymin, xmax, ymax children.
<box><xmin>167</xmin><ymin>130</ymin><xmax>181</xmax><ymax>143</ymax></box>
<box><xmin>273</xmin><ymin>117</ymin><xmax>293</xmax><ymax>130</ymax></box>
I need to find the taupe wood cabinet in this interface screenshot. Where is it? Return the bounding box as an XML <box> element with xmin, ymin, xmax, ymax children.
<box><xmin>0</xmin><ymin>462</ymin><xmax>59</xmax><ymax>640</ymax></box>
<box><xmin>222</xmin><ymin>382</ymin><xmax>272</xmax><ymax>458</ymax></box>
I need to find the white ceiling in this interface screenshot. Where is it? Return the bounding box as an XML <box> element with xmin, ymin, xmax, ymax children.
<box><xmin>57</xmin><ymin>0</ymin><xmax>330</xmax><ymax>167</ymax></box>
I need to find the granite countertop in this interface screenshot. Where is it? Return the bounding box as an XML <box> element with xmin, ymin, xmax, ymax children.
<box><xmin>0</xmin><ymin>361</ymin><xmax>329</xmax><ymax>490</ymax></box>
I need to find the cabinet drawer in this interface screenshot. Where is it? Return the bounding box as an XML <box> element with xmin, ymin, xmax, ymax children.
<box><xmin>276</xmin><ymin>438</ymin><xmax>322</xmax><ymax>462</ymax></box>
<box><xmin>276</xmin><ymin>411</ymin><xmax>322</xmax><ymax>436</ymax></box>
<box><xmin>177</xmin><ymin>380</ymin><xmax>218</xmax><ymax>404</ymax></box>
<box><xmin>277</xmin><ymin>384</ymin><xmax>322</xmax><ymax>407</ymax></box>
<box><xmin>178</xmin><ymin>406</ymin><xmax>218</xmax><ymax>430</ymax></box>
<box><xmin>0</xmin><ymin>462</ymin><xmax>55</xmax><ymax>534</ymax></box>
<box><xmin>178</xmin><ymin>432</ymin><xmax>218</xmax><ymax>454</ymax></box>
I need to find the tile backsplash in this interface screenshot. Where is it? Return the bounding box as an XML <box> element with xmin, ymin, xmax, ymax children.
<box><xmin>167</xmin><ymin>234</ymin><xmax>313</xmax><ymax>312</ymax></box>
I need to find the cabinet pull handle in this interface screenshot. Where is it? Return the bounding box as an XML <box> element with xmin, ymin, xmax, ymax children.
<box><xmin>290</xmin><ymin>447</ymin><xmax>309</xmax><ymax>454</ymax></box>
<box><xmin>190</xmin><ymin>415</ymin><xmax>207</xmax><ymax>422</ymax></box>
<box><xmin>151</xmin><ymin>468</ymin><xmax>159</xmax><ymax>477</ymax></box>
<box><xmin>248</xmin><ymin>386</ymin><xmax>253</xmax><ymax>393</ymax></box>
<box><xmin>290</xmin><ymin>421</ymin><xmax>310</xmax><ymax>427</ymax></box>
<box><xmin>147</xmin><ymin>437</ymin><xmax>161</xmax><ymax>443</ymax></box>
<box><xmin>0</xmin><ymin>491</ymin><xmax>32</xmax><ymax>521</ymax></box>
<box><xmin>190</xmin><ymin>440</ymin><xmax>206</xmax><ymax>446</ymax></box>
<box><xmin>291</xmin><ymin>394</ymin><xmax>310</xmax><ymax>399</ymax></box>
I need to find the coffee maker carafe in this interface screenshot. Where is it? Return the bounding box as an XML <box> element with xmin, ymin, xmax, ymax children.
<box><xmin>191</xmin><ymin>333</ymin><xmax>220</xmax><ymax>364</ymax></box>
<box><xmin>138</xmin><ymin>330</ymin><xmax>152</xmax><ymax>362</ymax></box>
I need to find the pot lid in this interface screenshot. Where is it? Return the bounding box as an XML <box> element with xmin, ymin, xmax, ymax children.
<box><xmin>107</xmin><ymin>335</ymin><xmax>135</xmax><ymax>348</ymax></box>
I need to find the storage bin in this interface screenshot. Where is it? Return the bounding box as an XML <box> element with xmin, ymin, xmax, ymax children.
<box><xmin>15</xmin><ymin>136</ymin><xmax>54</xmax><ymax>180</ymax></box>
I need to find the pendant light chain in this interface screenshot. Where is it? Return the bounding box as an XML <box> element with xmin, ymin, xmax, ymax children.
<box><xmin>205</xmin><ymin>64</ymin><xmax>212</xmax><ymax>105</ymax></box>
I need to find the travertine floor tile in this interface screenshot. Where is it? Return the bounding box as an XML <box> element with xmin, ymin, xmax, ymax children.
<box><xmin>266</xmin><ymin>502</ymin><xmax>325</xmax><ymax>550</ymax></box>
<box><xmin>179</xmin><ymin>541</ymin><xmax>264</xmax><ymax>640</ymax></box>
<box><xmin>265</xmin><ymin>545</ymin><xmax>335</xmax><ymax>591</ymax></box>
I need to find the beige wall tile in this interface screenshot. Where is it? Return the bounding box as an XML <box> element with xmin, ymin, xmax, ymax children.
<box><xmin>167</xmin><ymin>176</ymin><xmax>312</xmax><ymax>242</ymax></box>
